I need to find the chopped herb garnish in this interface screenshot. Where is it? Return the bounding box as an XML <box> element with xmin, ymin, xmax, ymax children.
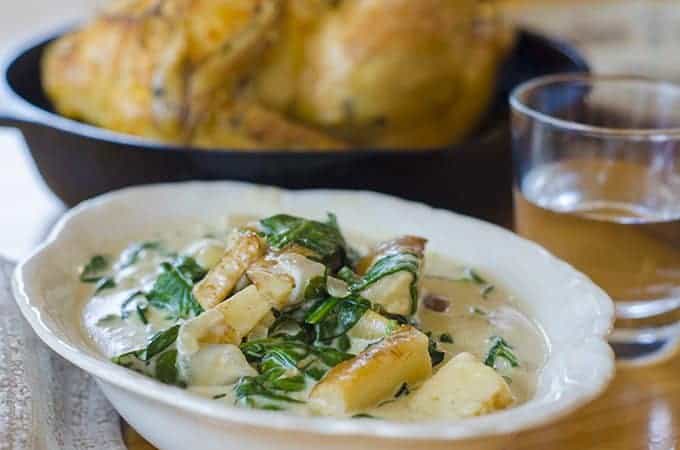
<box><xmin>121</xmin><ymin>291</ymin><xmax>145</xmax><ymax>319</ymax></box>
<box><xmin>457</xmin><ymin>268</ymin><xmax>487</xmax><ymax>285</ymax></box>
<box><xmin>94</xmin><ymin>276</ymin><xmax>116</xmax><ymax>294</ymax></box>
<box><xmin>503</xmin><ymin>375</ymin><xmax>513</xmax><ymax>385</ymax></box>
<box><xmin>136</xmin><ymin>304</ymin><xmax>149</xmax><ymax>324</ymax></box>
<box><xmin>426</xmin><ymin>332</ymin><xmax>445</xmax><ymax>366</ymax></box>
<box><xmin>212</xmin><ymin>393</ymin><xmax>227</xmax><ymax>399</ymax></box>
<box><xmin>484</xmin><ymin>336</ymin><xmax>519</xmax><ymax>369</ymax></box>
<box><xmin>96</xmin><ymin>314</ymin><xmax>119</xmax><ymax>325</ymax></box>
<box><xmin>470</xmin><ymin>306</ymin><xmax>487</xmax><ymax>316</ymax></box>
<box><xmin>352</xmin><ymin>414</ymin><xmax>377</xmax><ymax>419</ymax></box>
<box><xmin>439</xmin><ymin>333</ymin><xmax>453</xmax><ymax>343</ymax></box>
<box><xmin>481</xmin><ymin>284</ymin><xmax>495</xmax><ymax>299</ymax></box>
<box><xmin>118</xmin><ymin>241</ymin><xmax>161</xmax><ymax>269</ymax></box>
<box><xmin>80</xmin><ymin>255</ymin><xmax>110</xmax><ymax>283</ymax></box>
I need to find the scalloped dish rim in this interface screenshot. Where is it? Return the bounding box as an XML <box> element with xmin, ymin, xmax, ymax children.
<box><xmin>12</xmin><ymin>181</ymin><xmax>615</xmax><ymax>442</ymax></box>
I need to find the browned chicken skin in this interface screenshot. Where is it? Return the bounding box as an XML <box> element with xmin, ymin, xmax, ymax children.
<box><xmin>42</xmin><ymin>0</ymin><xmax>512</xmax><ymax>150</ymax></box>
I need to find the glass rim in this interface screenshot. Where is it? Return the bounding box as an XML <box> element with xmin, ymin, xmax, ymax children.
<box><xmin>509</xmin><ymin>73</ymin><xmax>680</xmax><ymax>140</ymax></box>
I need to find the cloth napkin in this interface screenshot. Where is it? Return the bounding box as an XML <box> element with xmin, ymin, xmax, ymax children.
<box><xmin>0</xmin><ymin>257</ymin><xmax>125</xmax><ymax>450</ymax></box>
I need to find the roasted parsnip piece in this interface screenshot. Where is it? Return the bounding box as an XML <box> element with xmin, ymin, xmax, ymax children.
<box><xmin>193</xmin><ymin>229</ymin><xmax>265</xmax><ymax>309</ymax></box>
<box><xmin>246</xmin><ymin>261</ymin><xmax>295</xmax><ymax>310</ymax></box>
<box><xmin>310</xmin><ymin>326</ymin><xmax>431</xmax><ymax>416</ymax></box>
<box><xmin>176</xmin><ymin>304</ymin><xmax>261</xmax><ymax>386</ymax></box>
<box><xmin>408</xmin><ymin>352</ymin><xmax>514</xmax><ymax>419</ymax></box>
<box><xmin>355</xmin><ymin>236</ymin><xmax>427</xmax><ymax>315</ymax></box>
<box><xmin>183</xmin><ymin>344</ymin><xmax>257</xmax><ymax>386</ymax></box>
<box><xmin>347</xmin><ymin>310</ymin><xmax>397</xmax><ymax>341</ymax></box>
<box><xmin>177</xmin><ymin>309</ymin><xmax>239</xmax><ymax>353</ymax></box>
<box><xmin>215</xmin><ymin>285</ymin><xmax>271</xmax><ymax>340</ymax></box>
<box><xmin>247</xmin><ymin>251</ymin><xmax>326</xmax><ymax>309</ymax></box>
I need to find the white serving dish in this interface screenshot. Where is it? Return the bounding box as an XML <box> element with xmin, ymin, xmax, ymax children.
<box><xmin>13</xmin><ymin>181</ymin><xmax>615</xmax><ymax>450</ymax></box>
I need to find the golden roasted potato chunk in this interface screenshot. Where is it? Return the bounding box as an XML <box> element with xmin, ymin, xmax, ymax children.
<box><xmin>310</xmin><ymin>326</ymin><xmax>431</xmax><ymax>416</ymax></box>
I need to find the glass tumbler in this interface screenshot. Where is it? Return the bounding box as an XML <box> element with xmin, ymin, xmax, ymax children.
<box><xmin>510</xmin><ymin>75</ymin><xmax>680</xmax><ymax>362</ymax></box>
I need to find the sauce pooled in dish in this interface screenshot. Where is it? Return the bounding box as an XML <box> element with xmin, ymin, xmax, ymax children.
<box><xmin>80</xmin><ymin>213</ymin><xmax>546</xmax><ymax>420</ymax></box>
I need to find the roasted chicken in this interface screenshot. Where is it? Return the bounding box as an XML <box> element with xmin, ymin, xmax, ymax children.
<box><xmin>42</xmin><ymin>0</ymin><xmax>512</xmax><ymax>150</ymax></box>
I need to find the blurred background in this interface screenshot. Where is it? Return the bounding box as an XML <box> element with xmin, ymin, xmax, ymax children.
<box><xmin>2</xmin><ymin>0</ymin><xmax>680</xmax><ymax>260</ymax></box>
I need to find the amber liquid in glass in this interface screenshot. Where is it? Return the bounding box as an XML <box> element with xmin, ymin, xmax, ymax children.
<box><xmin>515</xmin><ymin>158</ymin><xmax>680</xmax><ymax>314</ymax></box>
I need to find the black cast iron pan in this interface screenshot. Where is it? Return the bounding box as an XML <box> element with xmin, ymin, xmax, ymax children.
<box><xmin>0</xmin><ymin>28</ymin><xmax>588</xmax><ymax>224</ymax></box>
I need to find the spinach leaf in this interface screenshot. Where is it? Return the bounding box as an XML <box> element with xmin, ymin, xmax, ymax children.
<box><xmin>142</xmin><ymin>325</ymin><xmax>180</xmax><ymax>361</ymax></box>
<box><xmin>155</xmin><ymin>349</ymin><xmax>179</xmax><ymax>385</ymax></box>
<box><xmin>260</xmin><ymin>213</ymin><xmax>348</xmax><ymax>266</ymax></box>
<box><xmin>303</xmin><ymin>275</ymin><xmax>327</xmax><ymax>303</ymax></box>
<box><xmin>111</xmin><ymin>350</ymin><xmax>143</xmax><ymax>369</ymax></box>
<box><xmin>345</xmin><ymin>252</ymin><xmax>421</xmax><ymax>314</ymax></box>
<box><xmin>305</xmin><ymin>297</ymin><xmax>343</xmax><ymax>324</ymax></box>
<box><xmin>312</xmin><ymin>346</ymin><xmax>354</xmax><ymax>367</ymax></box>
<box><xmin>305</xmin><ymin>296</ymin><xmax>371</xmax><ymax>342</ymax></box>
<box><xmin>147</xmin><ymin>262</ymin><xmax>203</xmax><ymax>319</ymax></box>
<box><xmin>80</xmin><ymin>255</ymin><xmax>110</xmax><ymax>283</ymax></box>
<box><xmin>337</xmin><ymin>266</ymin><xmax>359</xmax><ymax>285</ymax></box>
<box><xmin>240</xmin><ymin>337</ymin><xmax>352</xmax><ymax>381</ymax></box>
<box><xmin>241</xmin><ymin>338</ymin><xmax>311</xmax><ymax>362</ymax></box>
<box><xmin>234</xmin><ymin>376</ymin><xmax>304</xmax><ymax>410</ymax></box>
<box><xmin>111</xmin><ymin>325</ymin><xmax>180</xmax><ymax>382</ymax></box>
<box><xmin>484</xmin><ymin>336</ymin><xmax>519</xmax><ymax>369</ymax></box>
<box><xmin>234</xmin><ymin>342</ymin><xmax>311</xmax><ymax>410</ymax></box>
<box><xmin>118</xmin><ymin>241</ymin><xmax>161</xmax><ymax>269</ymax></box>
<box><xmin>174</xmin><ymin>256</ymin><xmax>208</xmax><ymax>283</ymax></box>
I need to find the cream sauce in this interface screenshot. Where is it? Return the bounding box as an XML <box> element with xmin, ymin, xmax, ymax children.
<box><xmin>81</xmin><ymin>229</ymin><xmax>547</xmax><ymax>420</ymax></box>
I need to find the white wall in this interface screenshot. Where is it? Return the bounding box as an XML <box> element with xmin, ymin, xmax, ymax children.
<box><xmin>0</xmin><ymin>0</ymin><xmax>106</xmax><ymax>45</ymax></box>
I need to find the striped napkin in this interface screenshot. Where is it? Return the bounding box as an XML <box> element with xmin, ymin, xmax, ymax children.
<box><xmin>0</xmin><ymin>257</ymin><xmax>125</xmax><ymax>450</ymax></box>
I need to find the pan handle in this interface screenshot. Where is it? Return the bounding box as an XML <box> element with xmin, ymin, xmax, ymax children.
<box><xmin>0</xmin><ymin>82</ymin><xmax>41</xmax><ymax>129</ymax></box>
<box><xmin>0</xmin><ymin>43</ymin><xmax>44</xmax><ymax>129</ymax></box>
